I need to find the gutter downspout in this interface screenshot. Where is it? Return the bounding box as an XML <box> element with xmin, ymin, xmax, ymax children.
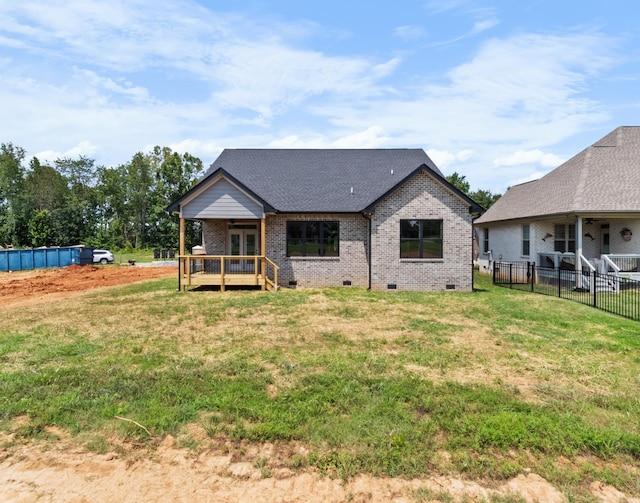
<box><xmin>470</xmin><ymin>208</ymin><xmax>482</xmax><ymax>292</ymax></box>
<box><xmin>363</xmin><ymin>212</ymin><xmax>372</xmax><ymax>290</ymax></box>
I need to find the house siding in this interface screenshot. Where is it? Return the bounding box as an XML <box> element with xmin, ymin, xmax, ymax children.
<box><xmin>370</xmin><ymin>171</ymin><xmax>473</xmax><ymax>291</ymax></box>
<box><xmin>182</xmin><ymin>179</ymin><xmax>263</xmax><ymax>219</ymax></box>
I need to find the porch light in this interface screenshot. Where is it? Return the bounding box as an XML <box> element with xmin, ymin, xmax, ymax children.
<box><xmin>621</xmin><ymin>228</ymin><xmax>633</xmax><ymax>241</ymax></box>
<box><xmin>542</xmin><ymin>233</ymin><xmax>553</xmax><ymax>241</ymax></box>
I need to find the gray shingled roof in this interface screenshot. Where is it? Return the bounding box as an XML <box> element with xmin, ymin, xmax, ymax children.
<box><xmin>475</xmin><ymin>126</ymin><xmax>640</xmax><ymax>224</ymax></box>
<box><xmin>184</xmin><ymin>149</ymin><xmax>450</xmax><ymax>213</ymax></box>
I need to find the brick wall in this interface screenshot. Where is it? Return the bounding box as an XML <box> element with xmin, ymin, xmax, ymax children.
<box><xmin>199</xmin><ymin>171</ymin><xmax>474</xmax><ymax>292</ymax></box>
<box><xmin>201</xmin><ymin>220</ymin><xmax>226</xmax><ymax>254</ymax></box>
<box><xmin>266</xmin><ymin>213</ymin><xmax>369</xmax><ymax>288</ymax></box>
<box><xmin>370</xmin><ymin>171</ymin><xmax>473</xmax><ymax>291</ymax></box>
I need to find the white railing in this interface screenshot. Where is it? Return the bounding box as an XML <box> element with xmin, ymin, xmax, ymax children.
<box><xmin>602</xmin><ymin>254</ymin><xmax>640</xmax><ymax>282</ymax></box>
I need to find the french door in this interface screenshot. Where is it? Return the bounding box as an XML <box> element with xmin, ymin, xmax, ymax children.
<box><xmin>227</xmin><ymin>227</ymin><xmax>258</xmax><ymax>272</ymax></box>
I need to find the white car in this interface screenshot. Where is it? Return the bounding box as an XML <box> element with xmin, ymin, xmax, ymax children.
<box><xmin>92</xmin><ymin>249</ymin><xmax>114</xmax><ymax>265</ymax></box>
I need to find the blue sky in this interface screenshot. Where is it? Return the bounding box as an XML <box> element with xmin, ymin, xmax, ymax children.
<box><xmin>0</xmin><ymin>0</ymin><xmax>638</xmax><ymax>193</ymax></box>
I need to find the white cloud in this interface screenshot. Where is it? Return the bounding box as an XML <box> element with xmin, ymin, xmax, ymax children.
<box><xmin>269</xmin><ymin>127</ymin><xmax>390</xmax><ymax>149</ymax></box>
<box><xmin>32</xmin><ymin>141</ymin><xmax>99</xmax><ymax>164</ymax></box>
<box><xmin>394</xmin><ymin>25</ymin><xmax>426</xmax><ymax>41</ymax></box>
<box><xmin>0</xmin><ymin>1</ymin><xmax>625</xmax><ymax>194</ymax></box>
<box><xmin>510</xmin><ymin>170</ymin><xmax>548</xmax><ymax>186</ymax></box>
<box><xmin>427</xmin><ymin>149</ymin><xmax>474</xmax><ymax>170</ymax></box>
<box><xmin>494</xmin><ymin>149</ymin><xmax>565</xmax><ymax>168</ymax></box>
<box><xmin>165</xmin><ymin>139</ymin><xmax>224</xmax><ymax>161</ymax></box>
<box><xmin>333</xmin><ymin>127</ymin><xmax>390</xmax><ymax>148</ymax></box>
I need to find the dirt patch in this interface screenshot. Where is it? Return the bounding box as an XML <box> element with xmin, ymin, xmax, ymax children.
<box><xmin>1</xmin><ymin>434</ymin><xmax>638</xmax><ymax>503</ymax></box>
<box><xmin>0</xmin><ymin>264</ymin><xmax>176</xmax><ymax>308</ymax></box>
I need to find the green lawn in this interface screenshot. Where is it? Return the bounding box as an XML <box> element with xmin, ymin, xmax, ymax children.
<box><xmin>1</xmin><ymin>273</ymin><xmax>639</xmax><ymax>500</ymax></box>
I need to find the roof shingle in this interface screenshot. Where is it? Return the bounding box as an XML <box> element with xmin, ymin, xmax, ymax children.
<box><xmin>202</xmin><ymin>149</ymin><xmax>443</xmax><ymax>213</ymax></box>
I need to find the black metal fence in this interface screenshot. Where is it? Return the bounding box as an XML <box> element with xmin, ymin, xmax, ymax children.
<box><xmin>493</xmin><ymin>261</ymin><xmax>640</xmax><ymax>321</ymax></box>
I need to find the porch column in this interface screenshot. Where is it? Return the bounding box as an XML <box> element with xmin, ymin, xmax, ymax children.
<box><xmin>576</xmin><ymin>217</ymin><xmax>583</xmax><ymax>271</ymax></box>
<box><xmin>576</xmin><ymin>217</ymin><xmax>583</xmax><ymax>290</ymax></box>
<box><xmin>261</xmin><ymin>216</ymin><xmax>266</xmax><ymax>291</ymax></box>
<box><xmin>179</xmin><ymin>217</ymin><xmax>186</xmax><ymax>291</ymax></box>
<box><xmin>179</xmin><ymin>217</ymin><xmax>186</xmax><ymax>256</ymax></box>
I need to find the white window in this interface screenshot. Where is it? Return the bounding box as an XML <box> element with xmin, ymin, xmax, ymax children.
<box><xmin>554</xmin><ymin>224</ymin><xmax>575</xmax><ymax>253</ymax></box>
<box><xmin>522</xmin><ymin>225</ymin><xmax>530</xmax><ymax>256</ymax></box>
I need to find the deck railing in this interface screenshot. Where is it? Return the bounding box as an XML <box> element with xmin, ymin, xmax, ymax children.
<box><xmin>179</xmin><ymin>255</ymin><xmax>279</xmax><ymax>291</ymax></box>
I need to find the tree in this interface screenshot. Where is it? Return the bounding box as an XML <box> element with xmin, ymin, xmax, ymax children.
<box><xmin>54</xmin><ymin>156</ymin><xmax>100</xmax><ymax>245</ymax></box>
<box><xmin>28</xmin><ymin>209</ymin><xmax>55</xmax><ymax>247</ymax></box>
<box><xmin>446</xmin><ymin>172</ymin><xmax>471</xmax><ymax>195</ymax></box>
<box><xmin>24</xmin><ymin>158</ymin><xmax>68</xmax><ymax>212</ymax></box>
<box><xmin>446</xmin><ymin>171</ymin><xmax>501</xmax><ymax>210</ymax></box>
<box><xmin>146</xmin><ymin>146</ymin><xmax>203</xmax><ymax>249</ymax></box>
<box><xmin>127</xmin><ymin>152</ymin><xmax>153</xmax><ymax>248</ymax></box>
<box><xmin>469</xmin><ymin>188</ymin><xmax>501</xmax><ymax>210</ymax></box>
<box><xmin>0</xmin><ymin>143</ymin><xmax>28</xmax><ymax>245</ymax></box>
<box><xmin>95</xmin><ymin>163</ymin><xmax>132</xmax><ymax>249</ymax></box>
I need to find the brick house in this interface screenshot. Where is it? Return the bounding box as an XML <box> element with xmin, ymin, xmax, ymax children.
<box><xmin>475</xmin><ymin>126</ymin><xmax>640</xmax><ymax>282</ymax></box>
<box><xmin>167</xmin><ymin>149</ymin><xmax>482</xmax><ymax>291</ymax></box>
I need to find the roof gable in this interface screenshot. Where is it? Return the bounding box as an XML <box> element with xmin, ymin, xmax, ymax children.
<box><xmin>181</xmin><ymin>177</ymin><xmax>264</xmax><ymax>219</ymax></box>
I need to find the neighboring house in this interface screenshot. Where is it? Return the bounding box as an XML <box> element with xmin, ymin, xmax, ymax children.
<box><xmin>167</xmin><ymin>149</ymin><xmax>483</xmax><ymax>292</ymax></box>
<box><xmin>475</xmin><ymin>126</ymin><xmax>640</xmax><ymax>280</ymax></box>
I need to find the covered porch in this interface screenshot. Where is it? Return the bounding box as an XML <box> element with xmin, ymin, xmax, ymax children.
<box><xmin>177</xmin><ymin>217</ymin><xmax>278</xmax><ymax>292</ymax></box>
<box><xmin>535</xmin><ymin>216</ymin><xmax>640</xmax><ymax>292</ymax></box>
<box><xmin>169</xmin><ymin>168</ymin><xmax>280</xmax><ymax>292</ymax></box>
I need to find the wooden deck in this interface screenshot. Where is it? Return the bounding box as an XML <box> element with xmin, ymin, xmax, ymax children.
<box><xmin>179</xmin><ymin>255</ymin><xmax>278</xmax><ymax>291</ymax></box>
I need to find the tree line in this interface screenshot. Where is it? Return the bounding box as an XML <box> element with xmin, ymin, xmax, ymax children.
<box><xmin>0</xmin><ymin>142</ymin><xmax>501</xmax><ymax>252</ymax></box>
<box><xmin>0</xmin><ymin>143</ymin><xmax>204</xmax><ymax>251</ymax></box>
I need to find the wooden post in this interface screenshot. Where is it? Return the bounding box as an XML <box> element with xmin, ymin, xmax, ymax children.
<box><xmin>179</xmin><ymin>218</ymin><xmax>186</xmax><ymax>291</ymax></box>
<box><xmin>220</xmin><ymin>257</ymin><xmax>225</xmax><ymax>292</ymax></box>
<box><xmin>261</xmin><ymin>217</ymin><xmax>267</xmax><ymax>291</ymax></box>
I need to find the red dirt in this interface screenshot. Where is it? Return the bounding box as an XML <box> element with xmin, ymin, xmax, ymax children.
<box><xmin>0</xmin><ymin>264</ymin><xmax>176</xmax><ymax>308</ymax></box>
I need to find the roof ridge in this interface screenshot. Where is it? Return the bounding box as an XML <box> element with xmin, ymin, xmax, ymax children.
<box><xmin>572</xmin><ymin>146</ymin><xmax>592</xmax><ymax>209</ymax></box>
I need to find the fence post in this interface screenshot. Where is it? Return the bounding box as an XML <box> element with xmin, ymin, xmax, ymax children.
<box><xmin>493</xmin><ymin>262</ymin><xmax>497</xmax><ymax>284</ymax></box>
<box><xmin>509</xmin><ymin>263</ymin><xmax>513</xmax><ymax>288</ymax></box>
<box><xmin>530</xmin><ymin>262</ymin><xmax>535</xmax><ymax>292</ymax></box>
<box><xmin>557</xmin><ymin>265</ymin><xmax>562</xmax><ymax>298</ymax></box>
<box><xmin>593</xmin><ymin>270</ymin><xmax>597</xmax><ymax>307</ymax></box>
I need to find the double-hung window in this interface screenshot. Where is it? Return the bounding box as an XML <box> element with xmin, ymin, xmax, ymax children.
<box><xmin>554</xmin><ymin>224</ymin><xmax>576</xmax><ymax>253</ymax></box>
<box><xmin>286</xmin><ymin>221</ymin><xmax>339</xmax><ymax>257</ymax></box>
<box><xmin>522</xmin><ymin>224</ymin><xmax>530</xmax><ymax>256</ymax></box>
<box><xmin>483</xmin><ymin>228</ymin><xmax>489</xmax><ymax>254</ymax></box>
<box><xmin>400</xmin><ymin>219</ymin><xmax>443</xmax><ymax>259</ymax></box>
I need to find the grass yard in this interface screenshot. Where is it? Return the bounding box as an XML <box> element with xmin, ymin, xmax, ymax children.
<box><xmin>1</xmin><ymin>273</ymin><xmax>639</xmax><ymax>501</ymax></box>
